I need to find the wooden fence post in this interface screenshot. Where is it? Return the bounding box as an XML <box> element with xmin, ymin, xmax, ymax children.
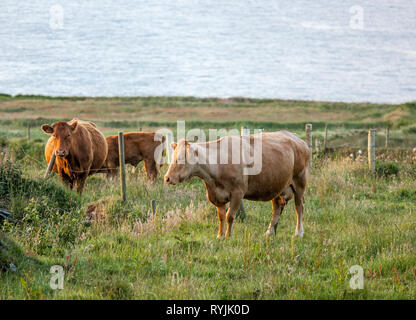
<box><xmin>368</xmin><ymin>129</ymin><xmax>376</xmax><ymax>172</ymax></box>
<box><xmin>44</xmin><ymin>152</ymin><xmax>56</xmax><ymax>179</ymax></box>
<box><xmin>118</xmin><ymin>132</ymin><xmax>127</xmax><ymax>202</ymax></box>
<box><xmin>323</xmin><ymin>124</ymin><xmax>328</xmax><ymax>153</ymax></box>
<box><xmin>151</xmin><ymin>199</ymin><xmax>157</xmax><ymax>215</ymax></box>
<box><xmin>385</xmin><ymin>127</ymin><xmax>389</xmax><ymax>148</ymax></box>
<box><xmin>315</xmin><ymin>138</ymin><xmax>321</xmax><ymax>152</ymax></box>
<box><xmin>305</xmin><ymin>124</ymin><xmax>312</xmax><ymax>170</ymax></box>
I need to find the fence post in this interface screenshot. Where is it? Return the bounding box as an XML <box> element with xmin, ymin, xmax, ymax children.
<box><xmin>315</xmin><ymin>138</ymin><xmax>321</xmax><ymax>152</ymax></box>
<box><xmin>385</xmin><ymin>127</ymin><xmax>389</xmax><ymax>148</ymax></box>
<box><xmin>151</xmin><ymin>199</ymin><xmax>157</xmax><ymax>215</ymax></box>
<box><xmin>44</xmin><ymin>152</ymin><xmax>56</xmax><ymax>179</ymax></box>
<box><xmin>323</xmin><ymin>124</ymin><xmax>328</xmax><ymax>153</ymax></box>
<box><xmin>368</xmin><ymin>129</ymin><xmax>376</xmax><ymax>172</ymax></box>
<box><xmin>305</xmin><ymin>124</ymin><xmax>312</xmax><ymax>170</ymax></box>
<box><xmin>27</xmin><ymin>121</ymin><xmax>31</xmax><ymax>141</ymax></box>
<box><xmin>118</xmin><ymin>132</ymin><xmax>127</xmax><ymax>202</ymax></box>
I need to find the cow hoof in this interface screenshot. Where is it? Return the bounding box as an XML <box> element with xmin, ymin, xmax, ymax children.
<box><xmin>265</xmin><ymin>229</ymin><xmax>274</xmax><ymax>236</ymax></box>
<box><xmin>295</xmin><ymin>230</ymin><xmax>304</xmax><ymax>237</ymax></box>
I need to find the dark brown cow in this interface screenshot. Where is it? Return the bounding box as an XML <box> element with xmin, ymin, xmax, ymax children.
<box><xmin>103</xmin><ymin>132</ymin><xmax>165</xmax><ymax>181</ymax></box>
<box><xmin>164</xmin><ymin>131</ymin><xmax>310</xmax><ymax>238</ymax></box>
<box><xmin>42</xmin><ymin>119</ymin><xmax>108</xmax><ymax>194</ymax></box>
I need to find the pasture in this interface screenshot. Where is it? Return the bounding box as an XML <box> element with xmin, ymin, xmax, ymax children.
<box><xmin>0</xmin><ymin>95</ymin><xmax>416</xmax><ymax>299</ymax></box>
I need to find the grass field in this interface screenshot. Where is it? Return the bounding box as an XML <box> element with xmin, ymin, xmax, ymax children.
<box><xmin>1</xmin><ymin>95</ymin><xmax>416</xmax><ymax>299</ymax></box>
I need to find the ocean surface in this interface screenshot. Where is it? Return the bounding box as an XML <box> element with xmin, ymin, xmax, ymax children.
<box><xmin>0</xmin><ymin>0</ymin><xmax>415</xmax><ymax>103</ymax></box>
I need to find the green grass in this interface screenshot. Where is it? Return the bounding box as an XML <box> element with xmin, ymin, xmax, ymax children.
<box><xmin>0</xmin><ymin>137</ymin><xmax>415</xmax><ymax>299</ymax></box>
<box><xmin>1</xmin><ymin>96</ymin><xmax>415</xmax><ymax>299</ymax></box>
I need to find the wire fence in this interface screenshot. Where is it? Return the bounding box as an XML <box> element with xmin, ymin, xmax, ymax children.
<box><xmin>1</xmin><ymin>126</ymin><xmax>416</xmax><ymax>170</ymax></box>
<box><xmin>2</xmin><ymin>125</ymin><xmax>416</xmax><ymax>221</ymax></box>
<box><xmin>0</xmin><ymin>145</ymin><xmax>144</xmax><ymax>177</ymax></box>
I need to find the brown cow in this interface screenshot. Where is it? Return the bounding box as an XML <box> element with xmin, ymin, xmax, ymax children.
<box><xmin>164</xmin><ymin>131</ymin><xmax>310</xmax><ymax>238</ymax></box>
<box><xmin>42</xmin><ymin>119</ymin><xmax>108</xmax><ymax>194</ymax></box>
<box><xmin>103</xmin><ymin>132</ymin><xmax>165</xmax><ymax>181</ymax></box>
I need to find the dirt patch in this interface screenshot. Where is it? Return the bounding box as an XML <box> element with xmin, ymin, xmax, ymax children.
<box><xmin>85</xmin><ymin>199</ymin><xmax>110</xmax><ymax>223</ymax></box>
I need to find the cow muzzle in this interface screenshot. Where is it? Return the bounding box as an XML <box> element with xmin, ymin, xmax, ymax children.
<box><xmin>55</xmin><ymin>149</ymin><xmax>67</xmax><ymax>158</ymax></box>
<box><xmin>164</xmin><ymin>175</ymin><xmax>176</xmax><ymax>185</ymax></box>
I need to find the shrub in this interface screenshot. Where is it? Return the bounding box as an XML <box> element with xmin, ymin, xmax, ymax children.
<box><xmin>376</xmin><ymin>161</ymin><xmax>400</xmax><ymax>178</ymax></box>
<box><xmin>394</xmin><ymin>187</ymin><xmax>416</xmax><ymax>201</ymax></box>
<box><xmin>0</xmin><ymin>162</ymin><xmax>86</xmax><ymax>255</ymax></box>
<box><xmin>0</xmin><ymin>161</ymin><xmax>79</xmax><ymax>214</ymax></box>
<box><xmin>0</xmin><ymin>137</ymin><xmax>7</xmax><ymax>148</ymax></box>
<box><xmin>12</xmin><ymin>197</ymin><xmax>87</xmax><ymax>255</ymax></box>
<box><xmin>402</xmin><ymin>124</ymin><xmax>416</xmax><ymax>134</ymax></box>
<box><xmin>0</xmin><ymin>240</ymin><xmax>9</xmax><ymax>271</ymax></box>
<box><xmin>8</xmin><ymin>138</ymin><xmax>44</xmax><ymax>163</ymax></box>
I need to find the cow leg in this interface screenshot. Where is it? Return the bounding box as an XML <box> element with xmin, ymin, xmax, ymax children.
<box><xmin>266</xmin><ymin>185</ymin><xmax>295</xmax><ymax>236</ymax></box>
<box><xmin>111</xmin><ymin>168</ymin><xmax>118</xmax><ymax>180</ymax></box>
<box><xmin>293</xmin><ymin>175</ymin><xmax>307</xmax><ymax>237</ymax></box>
<box><xmin>76</xmin><ymin>172</ymin><xmax>89</xmax><ymax>194</ymax></box>
<box><xmin>144</xmin><ymin>159</ymin><xmax>157</xmax><ymax>182</ymax></box>
<box><xmin>265</xmin><ymin>196</ymin><xmax>285</xmax><ymax>236</ymax></box>
<box><xmin>216</xmin><ymin>205</ymin><xmax>226</xmax><ymax>238</ymax></box>
<box><xmin>69</xmin><ymin>179</ymin><xmax>74</xmax><ymax>190</ymax></box>
<box><xmin>225</xmin><ymin>192</ymin><xmax>243</xmax><ymax>238</ymax></box>
<box><xmin>60</xmin><ymin>173</ymin><xmax>74</xmax><ymax>190</ymax></box>
<box><xmin>108</xmin><ymin>167</ymin><xmax>118</xmax><ymax>181</ymax></box>
<box><xmin>76</xmin><ymin>180</ymin><xmax>86</xmax><ymax>194</ymax></box>
<box><xmin>105</xmin><ymin>160</ymin><xmax>118</xmax><ymax>181</ymax></box>
<box><xmin>105</xmin><ymin>167</ymin><xmax>111</xmax><ymax>181</ymax></box>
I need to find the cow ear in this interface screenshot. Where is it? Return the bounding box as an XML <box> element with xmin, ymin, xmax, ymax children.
<box><xmin>170</xmin><ymin>142</ymin><xmax>177</xmax><ymax>150</ymax></box>
<box><xmin>41</xmin><ymin>124</ymin><xmax>54</xmax><ymax>134</ymax></box>
<box><xmin>70</xmin><ymin>120</ymin><xmax>78</xmax><ymax>132</ymax></box>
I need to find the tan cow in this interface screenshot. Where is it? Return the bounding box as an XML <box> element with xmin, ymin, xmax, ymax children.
<box><xmin>42</xmin><ymin>119</ymin><xmax>108</xmax><ymax>194</ymax></box>
<box><xmin>164</xmin><ymin>131</ymin><xmax>310</xmax><ymax>238</ymax></box>
<box><xmin>103</xmin><ymin>132</ymin><xmax>165</xmax><ymax>181</ymax></box>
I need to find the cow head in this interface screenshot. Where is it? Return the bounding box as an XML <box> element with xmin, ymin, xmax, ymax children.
<box><xmin>164</xmin><ymin>139</ymin><xmax>199</xmax><ymax>185</ymax></box>
<box><xmin>41</xmin><ymin>120</ymin><xmax>78</xmax><ymax>158</ymax></box>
